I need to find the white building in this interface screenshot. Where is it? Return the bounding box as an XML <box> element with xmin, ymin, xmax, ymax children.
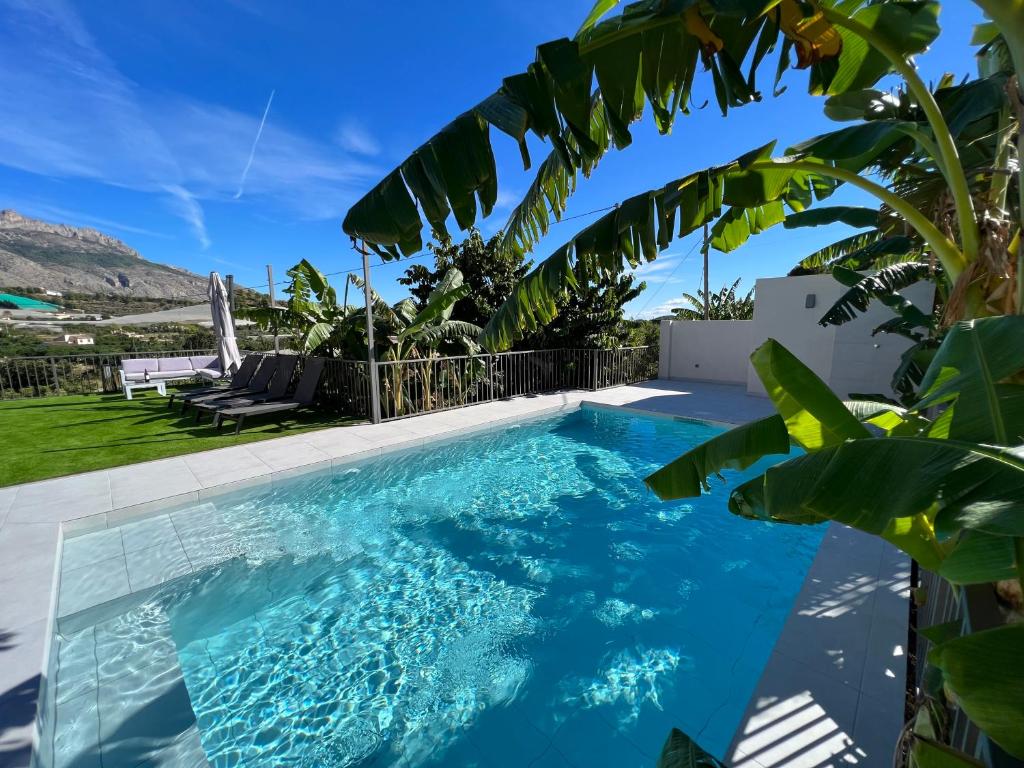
<box><xmin>659</xmin><ymin>272</ymin><xmax>935</xmax><ymax>400</ymax></box>
<box><xmin>63</xmin><ymin>334</ymin><xmax>95</xmax><ymax>346</ymax></box>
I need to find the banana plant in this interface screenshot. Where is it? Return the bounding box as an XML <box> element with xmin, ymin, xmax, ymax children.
<box><xmin>351</xmin><ymin>268</ymin><xmax>482</xmax><ymax>415</ymax></box>
<box><xmin>341</xmin><ymin>1</ymin><xmax>1021</xmax><ymax>342</ymax></box>
<box><xmin>672</xmin><ymin>278</ymin><xmax>754</xmax><ymax>320</ymax></box>
<box><xmin>644</xmin><ymin>315</ymin><xmax>1024</xmax><ymax>763</ymax></box>
<box><xmin>236</xmin><ymin>259</ymin><xmax>366</xmax><ymax>358</ymax></box>
<box><xmin>342</xmin><ymin>0</ymin><xmax>944</xmax><ymax>260</ymax></box>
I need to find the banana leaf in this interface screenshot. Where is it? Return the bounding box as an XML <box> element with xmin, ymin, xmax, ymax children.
<box><xmin>750</xmin><ymin>339</ymin><xmax>871</xmax><ymax>450</ymax></box>
<box><xmin>644</xmin><ymin>414</ymin><xmax>790</xmax><ymax>500</ymax></box>
<box><xmin>729</xmin><ymin>437</ymin><xmax>1024</xmax><ymax>538</ymax></box>
<box><xmin>929</xmin><ymin>624</ymin><xmax>1024</xmax><ymax>759</ymax></box>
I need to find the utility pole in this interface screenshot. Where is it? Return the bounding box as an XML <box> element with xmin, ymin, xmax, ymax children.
<box><xmin>701</xmin><ymin>223</ymin><xmax>710</xmax><ymax>321</ymax></box>
<box><xmin>355</xmin><ymin>239</ymin><xmax>382</xmax><ymax>424</ymax></box>
<box><xmin>266</xmin><ymin>264</ymin><xmax>280</xmax><ymax>354</ymax></box>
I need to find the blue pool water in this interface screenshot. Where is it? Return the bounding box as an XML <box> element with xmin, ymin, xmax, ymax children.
<box><xmin>51</xmin><ymin>407</ymin><xmax>823</xmax><ymax>767</ymax></box>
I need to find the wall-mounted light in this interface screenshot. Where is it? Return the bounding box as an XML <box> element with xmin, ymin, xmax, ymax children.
<box><xmin>805</xmin><ymin>294</ymin><xmax>816</xmax><ymax>308</ymax></box>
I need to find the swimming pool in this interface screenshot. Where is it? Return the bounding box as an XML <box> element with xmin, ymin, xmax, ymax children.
<box><xmin>46</xmin><ymin>406</ymin><xmax>823</xmax><ymax>767</ymax></box>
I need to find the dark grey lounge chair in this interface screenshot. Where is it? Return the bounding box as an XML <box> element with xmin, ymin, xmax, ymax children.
<box><xmin>213</xmin><ymin>358</ymin><xmax>326</xmax><ymax>434</ymax></box>
<box><xmin>168</xmin><ymin>354</ymin><xmax>261</xmax><ymax>409</ymax></box>
<box><xmin>193</xmin><ymin>354</ymin><xmax>299</xmax><ymax>422</ymax></box>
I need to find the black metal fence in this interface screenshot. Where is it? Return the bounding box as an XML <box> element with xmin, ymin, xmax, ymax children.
<box><xmin>0</xmin><ymin>349</ymin><xmax>218</xmax><ymax>399</ymax></box>
<box><xmin>375</xmin><ymin>346</ymin><xmax>658</xmax><ymax>421</ymax></box>
<box><xmin>911</xmin><ymin>569</ymin><xmax>1014</xmax><ymax>767</ymax></box>
<box><xmin>1</xmin><ymin>346</ymin><xmax>658</xmax><ymax>423</ymax></box>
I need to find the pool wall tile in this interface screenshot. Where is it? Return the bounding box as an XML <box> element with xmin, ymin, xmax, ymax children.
<box><xmin>96</xmin><ymin>660</ymin><xmax>198</xmax><ymax>768</ymax></box>
<box><xmin>61</xmin><ymin>513</ymin><xmax>108</xmax><ymax>539</ymax></box>
<box><xmin>58</xmin><ymin>556</ymin><xmax>131</xmax><ymax>618</ymax></box>
<box><xmin>270</xmin><ymin>458</ymin><xmax>333</xmax><ymax>484</ymax></box>
<box><xmin>52</xmin><ymin>691</ymin><xmax>101</xmax><ymax>768</ymax></box>
<box><xmin>55</xmin><ymin>628</ymin><xmax>98</xmax><ymax>705</ymax></box>
<box><xmin>105</xmin><ymin>491</ymin><xmax>200</xmax><ymax>529</ymax></box>
<box><xmin>60</xmin><ymin>529</ymin><xmax>124</xmax><ymax>572</ymax></box>
<box><xmin>125</xmin><ymin>540</ymin><xmax>193</xmax><ymax>591</ymax></box>
<box><xmin>119</xmin><ymin>514</ymin><xmax>178</xmax><ymax>554</ymax></box>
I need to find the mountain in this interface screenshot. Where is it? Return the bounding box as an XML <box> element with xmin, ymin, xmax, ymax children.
<box><xmin>0</xmin><ymin>209</ymin><xmax>208</xmax><ymax>299</ymax></box>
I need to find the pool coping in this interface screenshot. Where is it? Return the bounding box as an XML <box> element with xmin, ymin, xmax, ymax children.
<box><xmin>0</xmin><ymin>379</ymin><xmax>908</xmax><ymax>767</ymax></box>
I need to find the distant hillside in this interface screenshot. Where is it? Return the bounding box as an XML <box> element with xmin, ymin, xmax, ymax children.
<box><xmin>0</xmin><ymin>209</ymin><xmax>207</xmax><ymax>299</ymax></box>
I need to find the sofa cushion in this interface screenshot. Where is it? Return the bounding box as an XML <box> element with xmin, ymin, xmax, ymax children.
<box><xmin>148</xmin><ymin>370</ymin><xmax>195</xmax><ymax>380</ymax></box>
<box><xmin>196</xmin><ymin>367</ymin><xmax>227</xmax><ymax>380</ymax></box>
<box><xmin>189</xmin><ymin>355</ymin><xmax>218</xmax><ymax>370</ymax></box>
<box><xmin>158</xmin><ymin>357</ymin><xmax>194</xmax><ymax>372</ymax></box>
<box><xmin>122</xmin><ymin>358</ymin><xmax>159</xmax><ymax>375</ymax></box>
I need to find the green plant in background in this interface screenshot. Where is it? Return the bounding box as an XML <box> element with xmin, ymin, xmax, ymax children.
<box><xmin>672</xmin><ymin>278</ymin><xmax>754</xmax><ymax>320</ymax></box>
<box><xmin>238</xmin><ymin>259</ymin><xmax>367</xmax><ymax>358</ymax></box>
<box><xmin>354</xmin><ymin>268</ymin><xmax>482</xmax><ymax>416</ymax></box>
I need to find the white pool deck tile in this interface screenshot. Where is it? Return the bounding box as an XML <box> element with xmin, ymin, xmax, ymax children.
<box><xmin>0</xmin><ymin>379</ymin><xmax>909</xmax><ymax>767</ymax></box>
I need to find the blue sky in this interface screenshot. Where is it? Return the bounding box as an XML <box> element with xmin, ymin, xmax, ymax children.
<box><xmin>0</xmin><ymin>0</ymin><xmax>986</xmax><ymax>317</ymax></box>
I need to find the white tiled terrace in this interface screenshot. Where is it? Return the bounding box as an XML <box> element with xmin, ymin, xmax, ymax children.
<box><xmin>0</xmin><ymin>380</ymin><xmax>909</xmax><ymax>768</ymax></box>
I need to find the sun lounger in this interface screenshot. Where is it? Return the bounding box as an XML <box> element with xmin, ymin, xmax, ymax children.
<box><xmin>167</xmin><ymin>354</ymin><xmax>260</xmax><ymax>409</ymax></box>
<box><xmin>182</xmin><ymin>355</ymin><xmax>286</xmax><ymax>412</ymax></box>
<box><xmin>193</xmin><ymin>355</ymin><xmax>299</xmax><ymax>421</ymax></box>
<box><xmin>213</xmin><ymin>358</ymin><xmax>326</xmax><ymax>434</ymax></box>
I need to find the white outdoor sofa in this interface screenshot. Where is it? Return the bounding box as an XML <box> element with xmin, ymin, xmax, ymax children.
<box><xmin>118</xmin><ymin>355</ymin><xmax>221</xmax><ymax>399</ymax></box>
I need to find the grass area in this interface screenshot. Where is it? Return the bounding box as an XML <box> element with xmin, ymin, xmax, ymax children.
<box><xmin>0</xmin><ymin>388</ymin><xmax>360</xmax><ymax>487</ymax></box>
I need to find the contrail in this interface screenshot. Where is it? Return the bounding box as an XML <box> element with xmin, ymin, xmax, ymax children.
<box><xmin>234</xmin><ymin>89</ymin><xmax>275</xmax><ymax>199</ymax></box>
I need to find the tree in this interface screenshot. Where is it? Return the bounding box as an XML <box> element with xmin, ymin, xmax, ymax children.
<box><xmin>402</xmin><ymin>229</ymin><xmax>648</xmax><ymax>349</ymax></box>
<box><xmin>672</xmin><ymin>279</ymin><xmax>754</xmax><ymax>320</ymax></box>
<box><xmin>399</xmin><ymin>229</ymin><xmax>530</xmax><ymax>329</ymax></box>
<box><xmin>237</xmin><ymin>260</ymin><xmax>366</xmax><ymax>359</ymax></box>
<box><xmin>354</xmin><ymin>268</ymin><xmax>482</xmax><ymax>416</ymax></box>
<box><xmin>525</xmin><ymin>271</ymin><xmax>645</xmax><ymax>349</ymax></box>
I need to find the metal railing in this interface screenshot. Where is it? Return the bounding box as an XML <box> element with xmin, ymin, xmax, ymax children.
<box><xmin>374</xmin><ymin>346</ymin><xmax>657</xmax><ymax>421</ymax></box>
<box><xmin>0</xmin><ymin>349</ymin><xmax>217</xmax><ymax>399</ymax></box>
<box><xmin>910</xmin><ymin>569</ymin><xmax>1012</xmax><ymax>767</ymax></box>
<box><xmin>0</xmin><ymin>346</ymin><xmax>658</xmax><ymax>423</ymax></box>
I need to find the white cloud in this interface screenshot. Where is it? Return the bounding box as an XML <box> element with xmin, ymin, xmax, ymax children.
<box><xmin>634</xmin><ymin>294</ymin><xmax>691</xmax><ymax>320</ymax></box>
<box><xmin>0</xmin><ymin>0</ymin><xmax>382</xmax><ymax>242</ymax></box>
<box><xmin>164</xmin><ymin>185</ymin><xmax>210</xmax><ymax>249</ymax></box>
<box><xmin>335</xmin><ymin>119</ymin><xmax>381</xmax><ymax>157</ymax></box>
<box><xmin>9</xmin><ymin>200</ymin><xmax>169</xmax><ymax>239</ymax></box>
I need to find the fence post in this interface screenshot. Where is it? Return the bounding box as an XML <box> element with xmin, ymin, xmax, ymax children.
<box><xmin>488</xmin><ymin>354</ymin><xmax>495</xmax><ymax>402</ymax></box>
<box><xmin>50</xmin><ymin>357</ymin><xmax>60</xmax><ymax>393</ymax></box>
<box><xmin>356</xmin><ymin>240</ymin><xmax>382</xmax><ymax>424</ymax></box>
<box><xmin>590</xmin><ymin>349</ymin><xmax>599</xmax><ymax>391</ymax></box>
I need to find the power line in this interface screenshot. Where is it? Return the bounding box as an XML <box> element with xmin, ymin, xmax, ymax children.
<box><xmin>632</xmin><ymin>237</ymin><xmax>701</xmax><ymax>317</ymax></box>
<box><xmin>184</xmin><ymin>202</ymin><xmax>622</xmax><ymax>304</ymax></box>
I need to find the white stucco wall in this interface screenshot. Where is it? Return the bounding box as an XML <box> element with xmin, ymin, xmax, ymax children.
<box><xmin>659</xmin><ymin>319</ymin><xmax>753</xmax><ymax>385</ymax></box>
<box><xmin>659</xmin><ymin>272</ymin><xmax>935</xmax><ymax>399</ymax></box>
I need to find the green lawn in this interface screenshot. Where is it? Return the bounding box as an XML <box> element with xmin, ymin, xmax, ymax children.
<box><xmin>0</xmin><ymin>389</ymin><xmax>359</xmax><ymax>487</ymax></box>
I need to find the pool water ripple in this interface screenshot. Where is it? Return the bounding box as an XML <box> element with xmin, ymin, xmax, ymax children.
<box><xmin>48</xmin><ymin>407</ymin><xmax>823</xmax><ymax>767</ymax></box>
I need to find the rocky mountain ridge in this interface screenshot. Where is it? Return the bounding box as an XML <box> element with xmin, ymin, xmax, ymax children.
<box><xmin>0</xmin><ymin>209</ymin><xmax>208</xmax><ymax>299</ymax></box>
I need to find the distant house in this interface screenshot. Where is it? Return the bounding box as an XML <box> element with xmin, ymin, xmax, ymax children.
<box><xmin>43</xmin><ymin>289</ymin><xmax>63</xmax><ymax>298</ymax></box>
<box><xmin>63</xmin><ymin>334</ymin><xmax>95</xmax><ymax>346</ymax></box>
